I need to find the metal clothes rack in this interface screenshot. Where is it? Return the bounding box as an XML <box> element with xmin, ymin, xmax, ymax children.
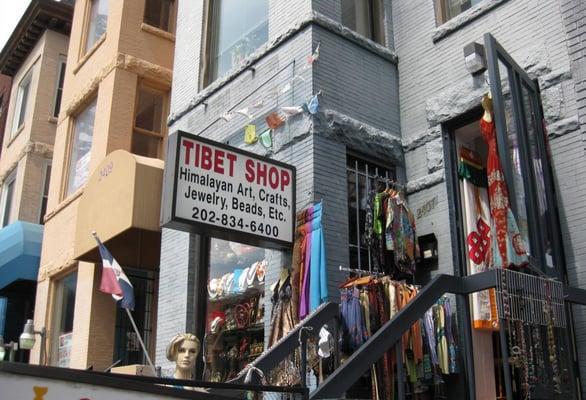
<box><xmin>338</xmin><ymin>265</ymin><xmax>384</xmax><ymax>277</ymax></box>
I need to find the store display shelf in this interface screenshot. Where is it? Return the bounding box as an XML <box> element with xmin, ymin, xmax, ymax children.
<box><xmin>221</xmin><ymin>323</ymin><xmax>264</xmax><ymax>336</ymax></box>
<box><xmin>208</xmin><ymin>284</ymin><xmax>265</xmax><ymax>304</ymax></box>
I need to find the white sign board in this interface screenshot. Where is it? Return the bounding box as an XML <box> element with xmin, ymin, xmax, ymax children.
<box><xmin>161</xmin><ymin>132</ymin><xmax>296</xmax><ymax>248</ymax></box>
<box><xmin>0</xmin><ymin>372</ymin><xmax>191</xmax><ymax>400</ymax></box>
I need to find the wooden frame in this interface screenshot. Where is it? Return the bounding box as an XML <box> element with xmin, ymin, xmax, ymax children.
<box><xmin>130</xmin><ymin>80</ymin><xmax>169</xmax><ymax>160</ymax></box>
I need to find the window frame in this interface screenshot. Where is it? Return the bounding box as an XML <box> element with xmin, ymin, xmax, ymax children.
<box><xmin>433</xmin><ymin>0</ymin><xmax>483</xmax><ymax>25</ymax></box>
<box><xmin>200</xmin><ymin>0</ymin><xmax>270</xmax><ymax>88</ymax></box>
<box><xmin>11</xmin><ymin>66</ymin><xmax>34</xmax><ymax>137</ymax></box>
<box><xmin>49</xmin><ymin>270</ymin><xmax>78</xmax><ymax>367</ymax></box>
<box><xmin>0</xmin><ymin>169</ymin><xmax>17</xmax><ymax>228</ymax></box>
<box><xmin>82</xmin><ymin>0</ymin><xmax>108</xmax><ymax>56</ymax></box>
<box><xmin>346</xmin><ymin>153</ymin><xmax>395</xmax><ymax>272</ymax></box>
<box><xmin>131</xmin><ymin>81</ymin><xmax>169</xmax><ymax>159</ymax></box>
<box><xmin>64</xmin><ymin>97</ymin><xmax>97</xmax><ymax>198</ymax></box>
<box><xmin>52</xmin><ymin>56</ymin><xmax>67</xmax><ymax>118</ymax></box>
<box><xmin>143</xmin><ymin>0</ymin><xmax>176</xmax><ymax>33</ymax></box>
<box><xmin>38</xmin><ymin>162</ymin><xmax>52</xmax><ymax>224</ymax></box>
<box><xmin>341</xmin><ymin>0</ymin><xmax>385</xmax><ymax>45</ymax></box>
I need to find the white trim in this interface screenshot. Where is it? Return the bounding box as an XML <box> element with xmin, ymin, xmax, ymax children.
<box><xmin>0</xmin><ymin>169</ymin><xmax>17</xmax><ymax>227</ymax></box>
<box><xmin>11</xmin><ymin>65</ymin><xmax>34</xmax><ymax>138</ymax></box>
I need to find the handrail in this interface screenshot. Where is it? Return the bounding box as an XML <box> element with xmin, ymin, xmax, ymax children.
<box><xmin>229</xmin><ymin>301</ymin><xmax>340</xmax><ymax>384</ymax></box>
<box><xmin>311</xmin><ymin>271</ymin><xmax>497</xmax><ymax>399</ymax></box>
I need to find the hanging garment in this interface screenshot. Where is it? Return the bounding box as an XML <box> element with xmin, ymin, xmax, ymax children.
<box><xmin>434</xmin><ymin>304</ymin><xmax>449</xmax><ymax>375</ymax></box>
<box><xmin>459</xmin><ymin>147</ymin><xmax>499</xmax><ymax>330</ymax></box>
<box><xmin>309</xmin><ymin>202</ymin><xmax>328</xmax><ymax>311</ymax></box>
<box><xmin>480</xmin><ymin>118</ymin><xmax>528</xmax><ymax>268</ymax></box>
<box><xmin>388</xmin><ymin>194</ymin><xmax>418</xmax><ymax>275</ymax></box>
<box><xmin>340</xmin><ymin>287</ymin><xmax>368</xmax><ymax>352</ymax></box>
<box><xmin>269</xmin><ymin>275</ymin><xmax>296</xmax><ymax>347</ymax></box>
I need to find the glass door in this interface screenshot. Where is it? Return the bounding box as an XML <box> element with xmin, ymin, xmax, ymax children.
<box><xmin>484</xmin><ymin>33</ymin><xmax>578</xmax><ymax>400</ymax></box>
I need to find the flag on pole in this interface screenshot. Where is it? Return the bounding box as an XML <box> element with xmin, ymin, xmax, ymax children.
<box><xmin>93</xmin><ymin>233</ymin><xmax>135</xmax><ymax>310</ymax></box>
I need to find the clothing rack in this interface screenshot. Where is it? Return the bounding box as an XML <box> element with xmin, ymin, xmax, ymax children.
<box><xmin>373</xmin><ymin>175</ymin><xmax>405</xmax><ymax>192</ymax></box>
<box><xmin>338</xmin><ymin>265</ymin><xmax>384</xmax><ymax>277</ymax></box>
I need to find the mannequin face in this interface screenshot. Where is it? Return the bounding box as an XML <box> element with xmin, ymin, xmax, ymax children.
<box><xmin>176</xmin><ymin>339</ymin><xmax>198</xmax><ymax>373</ymax></box>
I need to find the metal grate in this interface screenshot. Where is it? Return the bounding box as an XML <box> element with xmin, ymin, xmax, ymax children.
<box><xmin>495</xmin><ymin>268</ymin><xmax>565</xmax><ymax>328</ymax></box>
<box><xmin>113</xmin><ymin>269</ymin><xmax>155</xmax><ymax>365</ymax></box>
<box><xmin>346</xmin><ymin>155</ymin><xmax>395</xmax><ymax>273</ymax></box>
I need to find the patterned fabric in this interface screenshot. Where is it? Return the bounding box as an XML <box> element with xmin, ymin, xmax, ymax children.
<box><xmin>480</xmin><ymin>118</ymin><xmax>528</xmax><ymax>268</ymax></box>
<box><xmin>459</xmin><ymin>147</ymin><xmax>499</xmax><ymax>330</ymax></box>
<box><xmin>268</xmin><ymin>275</ymin><xmax>296</xmax><ymax>347</ymax></box>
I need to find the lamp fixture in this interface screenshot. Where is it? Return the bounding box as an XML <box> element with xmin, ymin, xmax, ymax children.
<box><xmin>463</xmin><ymin>42</ymin><xmax>487</xmax><ymax>75</ymax></box>
<box><xmin>19</xmin><ymin>319</ymin><xmax>46</xmax><ymax>365</ymax></box>
<box><xmin>0</xmin><ymin>336</ymin><xmax>18</xmax><ymax>362</ymax></box>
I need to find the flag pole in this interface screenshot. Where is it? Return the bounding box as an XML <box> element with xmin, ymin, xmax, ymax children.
<box><xmin>124</xmin><ymin>308</ymin><xmax>157</xmax><ymax>377</ymax></box>
<box><xmin>92</xmin><ymin>230</ymin><xmax>157</xmax><ymax>377</ymax></box>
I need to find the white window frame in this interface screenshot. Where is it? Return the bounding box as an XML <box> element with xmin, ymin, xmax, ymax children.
<box><xmin>65</xmin><ymin>97</ymin><xmax>97</xmax><ymax>197</ymax></box>
<box><xmin>11</xmin><ymin>66</ymin><xmax>34</xmax><ymax>137</ymax></box>
<box><xmin>0</xmin><ymin>169</ymin><xmax>17</xmax><ymax>228</ymax></box>
<box><xmin>52</xmin><ymin>56</ymin><xmax>67</xmax><ymax>118</ymax></box>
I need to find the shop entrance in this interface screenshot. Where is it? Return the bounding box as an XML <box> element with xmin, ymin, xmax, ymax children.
<box><xmin>444</xmin><ymin>33</ymin><xmax>580</xmax><ymax>399</ymax></box>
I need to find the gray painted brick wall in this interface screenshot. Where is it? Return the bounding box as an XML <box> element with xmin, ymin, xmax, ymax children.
<box><xmin>393</xmin><ymin>0</ymin><xmax>586</xmax><ymax>394</ymax></box>
<box><xmin>161</xmin><ymin>0</ymin><xmax>401</xmax><ymax>365</ymax></box>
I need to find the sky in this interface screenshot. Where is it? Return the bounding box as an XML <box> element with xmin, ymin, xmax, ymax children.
<box><xmin>0</xmin><ymin>1</ymin><xmax>32</xmax><ymax>51</ymax></box>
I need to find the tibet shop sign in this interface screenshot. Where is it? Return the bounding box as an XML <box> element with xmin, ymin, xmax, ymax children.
<box><xmin>161</xmin><ymin>131</ymin><xmax>296</xmax><ymax>248</ymax></box>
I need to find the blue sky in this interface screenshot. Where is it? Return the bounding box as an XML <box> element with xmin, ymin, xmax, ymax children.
<box><xmin>0</xmin><ymin>1</ymin><xmax>31</xmax><ymax>52</ymax></box>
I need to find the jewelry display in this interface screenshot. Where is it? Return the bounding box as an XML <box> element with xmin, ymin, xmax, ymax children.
<box><xmin>204</xmin><ymin>259</ymin><xmax>267</xmax><ymax>383</ymax></box>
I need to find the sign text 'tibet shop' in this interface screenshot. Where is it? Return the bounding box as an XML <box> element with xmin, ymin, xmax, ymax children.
<box><xmin>161</xmin><ymin>131</ymin><xmax>296</xmax><ymax>248</ymax></box>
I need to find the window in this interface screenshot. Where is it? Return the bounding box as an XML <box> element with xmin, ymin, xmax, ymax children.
<box><xmin>347</xmin><ymin>155</ymin><xmax>395</xmax><ymax>271</ymax></box>
<box><xmin>144</xmin><ymin>0</ymin><xmax>175</xmax><ymax>32</ymax></box>
<box><xmin>53</xmin><ymin>57</ymin><xmax>66</xmax><ymax>118</ymax></box>
<box><xmin>203</xmin><ymin>0</ymin><xmax>269</xmax><ymax>86</ymax></box>
<box><xmin>341</xmin><ymin>0</ymin><xmax>385</xmax><ymax>45</ymax></box>
<box><xmin>39</xmin><ymin>164</ymin><xmax>51</xmax><ymax>224</ymax></box>
<box><xmin>84</xmin><ymin>0</ymin><xmax>108</xmax><ymax>54</ymax></box>
<box><xmin>52</xmin><ymin>272</ymin><xmax>77</xmax><ymax>367</ymax></box>
<box><xmin>66</xmin><ymin>98</ymin><xmax>96</xmax><ymax>196</ymax></box>
<box><xmin>1</xmin><ymin>170</ymin><xmax>16</xmax><ymax>228</ymax></box>
<box><xmin>132</xmin><ymin>85</ymin><xmax>167</xmax><ymax>159</ymax></box>
<box><xmin>12</xmin><ymin>67</ymin><xmax>33</xmax><ymax>136</ymax></box>
<box><xmin>113</xmin><ymin>270</ymin><xmax>155</xmax><ymax>366</ymax></box>
<box><xmin>434</xmin><ymin>0</ymin><xmax>483</xmax><ymax>25</ymax></box>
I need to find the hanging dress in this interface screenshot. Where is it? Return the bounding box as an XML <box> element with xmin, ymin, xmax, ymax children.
<box><xmin>459</xmin><ymin>147</ymin><xmax>498</xmax><ymax>330</ymax></box>
<box><xmin>480</xmin><ymin>118</ymin><xmax>528</xmax><ymax>268</ymax></box>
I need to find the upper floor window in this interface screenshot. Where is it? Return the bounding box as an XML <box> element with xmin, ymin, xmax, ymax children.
<box><xmin>12</xmin><ymin>67</ymin><xmax>33</xmax><ymax>136</ymax></box>
<box><xmin>84</xmin><ymin>0</ymin><xmax>108</xmax><ymax>54</ymax></box>
<box><xmin>53</xmin><ymin>56</ymin><xmax>66</xmax><ymax>118</ymax></box>
<box><xmin>0</xmin><ymin>170</ymin><xmax>16</xmax><ymax>228</ymax></box>
<box><xmin>202</xmin><ymin>0</ymin><xmax>269</xmax><ymax>86</ymax></box>
<box><xmin>341</xmin><ymin>0</ymin><xmax>385</xmax><ymax>45</ymax></box>
<box><xmin>144</xmin><ymin>0</ymin><xmax>175</xmax><ymax>32</ymax></box>
<box><xmin>132</xmin><ymin>84</ymin><xmax>167</xmax><ymax>159</ymax></box>
<box><xmin>66</xmin><ymin>98</ymin><xmax>96</xmax><ymax>196</ymax></box>
<box><xmin>434</xmin><ymin>0</ymin><xmax>483</xmax><ymax>25</ymax></box>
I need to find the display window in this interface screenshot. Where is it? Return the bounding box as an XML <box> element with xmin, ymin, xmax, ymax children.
<box><xmin>203</xmin><ymin>238</ymin><xmax>266</xmax><ymax>382</ymax></box>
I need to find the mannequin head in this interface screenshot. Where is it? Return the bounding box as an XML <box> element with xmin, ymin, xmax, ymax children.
<box><xmin>166</xmin><ymin>333</ymin><xmax>200</xmax><ymax>379</ymax></box>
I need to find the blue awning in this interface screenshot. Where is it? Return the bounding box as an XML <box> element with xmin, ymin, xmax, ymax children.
<box><xmin>0</xmin><ymin>221</ymin><xmax>43</xmax><ymax>291</ymax></box>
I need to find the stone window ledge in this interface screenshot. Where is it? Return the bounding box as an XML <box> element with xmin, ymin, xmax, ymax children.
<box><xmin>141</xmin><ymin>23</ymin><xmax>175</xmax><ymax>42</ymax></box>
<box><xmin>432</xmin><ymin>0</ymin><xmax>510</xmax><ymax>43</ymax></box>
<box><xmin>74</xmin><ymin>33</ymin><xmax>107</xmax><ymax>75</ymax></box>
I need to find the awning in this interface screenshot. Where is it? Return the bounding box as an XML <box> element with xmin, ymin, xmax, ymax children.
<box><xmin>0</xmin><ymin>221</ymin><xmax>43</xmax><ymax>290</ymax></box>
<box><xmin>73</xmin><ymin>150</ymin><xmax>164</xmax><ymax>269</ymax></box>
